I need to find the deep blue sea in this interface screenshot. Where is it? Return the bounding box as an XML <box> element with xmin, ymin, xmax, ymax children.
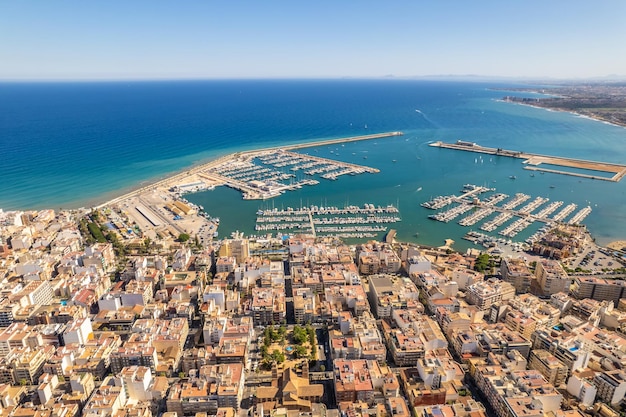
<box><xmin>2</xmin><ymin>79</ymin><xmax>626</xmax><ymax>249</ymax></box>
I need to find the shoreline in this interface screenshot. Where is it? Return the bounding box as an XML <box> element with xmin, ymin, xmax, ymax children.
<box><xmin>499</xmin><ymin>98</ymin><xmax>626</xmax><ymax>130</ymax></box>
<box><xmin>607</xmin><ymin>241</ymin><xmax>626</xmax><ymax>251</ymax></box>
<box><xmin>30</xmin><ymin>129</ymin><xmax>626</xmax><ymax>254</ymax></box>
<box><xmin>95</xmin><ymin>131</ymin><xmax>403</xmax><ymax>209</ymax></box>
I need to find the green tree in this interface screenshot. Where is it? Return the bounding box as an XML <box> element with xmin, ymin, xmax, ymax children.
<box><xmin>306</xmin><ymin>324</ymin><xmax>315</xmax><ymax>346</ymax></box>
<box><xmin>106</xmin><ymin>231</ymin><xmax>119</xmax><ymax>244</ymax></box>
<box><xmin>271</xmin><ymin>349</ymin><xmax>285</xmax><ymax>364</ymax></box>
<box><xmin>278</xmin><ymin>325</ymin><xmax>286</xmax><ymax>338</ymax></box>
<box><xmin>267</xmin><ymin>325</ymin><xmax>280</xmax><ymax>342</ymax></box>
<box><xmin>178</xmin><ymin>233</ymin><xmax>190</xmax><ymax>242</ymax></box>
<box><xmin>294</xmin><ymin>345</ymin><xmax>309</xmax><ymax>358</ymax></box>
<box><xmin>293</xmin><ymin>325</ymin><xmax>307</xmax><ymax>345</ymax></box>
<box><xmin>263</xmin><ymin>327</ymin><xmax>272</xmax><ymax>347</ymax></box>
<box><xmin>474</xmin><ymin>254</ymin><xmax>491</xmax><ymax>273</ymax></box>
<box><xmin>88</xmin><ymin>222</ymin><xmax>107</xmax><ymax>243</ymax></box>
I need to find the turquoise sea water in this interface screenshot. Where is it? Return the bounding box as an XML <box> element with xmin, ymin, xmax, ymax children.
<box><xmin>2</xmin><ymin>80</ymin><xmax>626</xmax><ymax>249</ymax></box>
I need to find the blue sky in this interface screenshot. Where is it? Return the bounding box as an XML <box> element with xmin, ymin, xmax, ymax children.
<box><xmin>1</xmin><ymin>1</ymin><xmax>625</xmax><ymax>80</ymax></box>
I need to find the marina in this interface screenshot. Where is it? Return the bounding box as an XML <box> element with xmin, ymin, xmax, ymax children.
<box><xmin>499</xmin><ymin>217</ymin><xmax>534</xmax><ymax>238</ymax></box>
<box><xmin>480</xmin><ymin>212</ymin><xmax>514</xmax><ymax>232</ymax></box>
<box><xmin>197</xmin><ymin>146</ymin><xmax>381</xmax><ymax>200</ymax></box>
<box><xmin>428</xmin><ymin>203</ymin><xmax>474</xmax><ymax>223</ymax></box>
<box><xmin>424</xmin><ymin>183</ymin><xmax>593</xmax><ymax>241</ymax></box>
<box><xmin>458</xmin><ymin>207</ymin><xmax>494</xmax><ymax>227</ymax></box>
<box><xmin>462</xmin><ymin>231</ymin><xmax>527</xmax><ymax>252</ymax></box>
<box><xmin>535</xmin><ymin>201</ymin><xmax>563</xmax><ymax>218</ymax></box>
<box><xmin>254</xmin><ymin>203</ymin><xmax>401</xmax><ymax>238</ymax></box>
<box><xmin>518</xmin><ymin>196</ymin><xmax>549</xmax><ymax>214</ymax></box>
<box><xmin>99</xmin><ymin>131</ymin><xmax>404</xmax><ymax>208</ymax></box>
<box><xmin>420</xmin><ymin>184</ymin><xmax>494</xmax><ymax>210</ymax></box>
<box><xmin>501</xmin><ymin>193</ymin><xmax>531</xmax><ymax>210</ymax></box>
<box><xmin>568</xmin><ymin>206</ymin><xmax>593</xmax><ymax>225</ymax></box>
<box><xmin>552</xmin><ymin>203</ymin><xmax>578</xmax><ymax>222</ymax></box>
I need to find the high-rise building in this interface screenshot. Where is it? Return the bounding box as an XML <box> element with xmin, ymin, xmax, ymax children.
<box><xmin>501</xmin><ymin>258</ymin><xmax>532</xmax><ymax>294</ymax></box>
<box><xmin>535</xmin><ymin>259</ymin><xmax>570</xmax><ymax>296</ymax></box>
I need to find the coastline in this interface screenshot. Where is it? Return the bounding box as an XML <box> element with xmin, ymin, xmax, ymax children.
<box><xmin>607</xmin><ymin>241</ymin><xmax>626</xmax><ymax>251</ymax></box>
<box><xmin>500</xmin><ymin>98</ymin><xmax>626</xmax><ymax>130</ymax></box>
<box><xmin>95</xmin><ymin>131</ymin><xmax>403</xmax><ymax>209</ymax></box>
<box><xmin>6</xmin><ymin>80</ymin><xmax>626</xmax><ymax>250</ymax></box>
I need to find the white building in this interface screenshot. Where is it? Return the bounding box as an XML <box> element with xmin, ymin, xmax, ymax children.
<box><xmin>451</xmin><ymin>268</ymin><xmax>483</xmax><ymax>290</ymax></box>
<box><xmin>121</xmin><ymin>365</ymin><xmax>153</xmax><ymax>401</ymax></box>
<box><xmin>593</xmin><ymin>370</ymin><xmax>626</xmax><ymax>405</ymax></box>
<box><xmin>62</xmin><ymin>317</ymin><xmax>93</xmax><ymax>345</ymax></box>
<box><xmin>203</xmin><ymin>286</ymin><xmax>225</xmax><ymax>311</ymax></box>
<box><xmin>536</xmin><ymin>259</ymin><xmax>570</xmax><ymax>296</ymax></box>
<box><xmin>172</xmin><ymin>247</ymin><xmax>192</xmax><ymax>271</ymax></box>
<box><xmin>566</xmin><ymin>372</ymin><xmax>597</xmax><ymax>407</ymax></box>
<box><xmin>37</xmin><ymin>373</ymin><xmax>59</xmax><ymax>405</ymax></box>
<box><xmin>407</xmin><ymin>256</ymin><xmax>431</xmax><ymax>275</ymax></box>
<box><xmin>10</xmin><ymin>235</ymin><xmax>32</xmax><ymax>250</ymax></box>
<box><xmin>99</xmin><ymin>294</ymin><xmax>122</xmax><ymax>311</ymax></box>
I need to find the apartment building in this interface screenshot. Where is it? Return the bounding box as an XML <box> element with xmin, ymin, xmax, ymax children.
<box><xmin>593</xmin><ymin>370</ymin><xmax>626</xmax><ymax>405</ymax></box>
<box><xmin>528</xmin><ymin>349</ymin><xmax>568</xmax><ymax>387</ymax></box>
<box><xmin>571</xmin><ymin>277</ymin><xmax>626</xmax><ymax>305</ymax></box>
<box><xmin>535</xmin><ymin>259</ymin><xmax>570</xmax><ymax>296</ymax></box>
<box><xmin>250</xmin><ymin>287</ymin><xmax>285</xmax><ymax>326</ymax></box>
<box><xmin>500</xmin><ymin>258</ymin><xmax>533</xmax><ymax>294</ymax></box>
<box><xmin>466</xmin><ymin>279</ymin><xmax>515</xmax><ymax>311</ymax></box>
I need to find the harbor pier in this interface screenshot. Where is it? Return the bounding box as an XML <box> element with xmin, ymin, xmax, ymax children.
<box><xmin>430</xmin><ymin>140</ymin><xmax>626</xmax><ymax>182</ymax></box>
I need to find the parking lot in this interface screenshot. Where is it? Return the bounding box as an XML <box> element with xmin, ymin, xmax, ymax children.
<box><xmin>565</xmin><ymin>244</ymin><xmax>623</xmax><ymax>273</ymax></box>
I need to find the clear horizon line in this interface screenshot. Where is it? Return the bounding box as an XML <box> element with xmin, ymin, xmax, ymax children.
<box><xmin>1</xmin><ymin>74</ymin><xmax>625</xmax><ymax>83</ymax></box>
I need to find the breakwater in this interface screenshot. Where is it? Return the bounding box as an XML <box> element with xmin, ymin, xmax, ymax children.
<box><xmin>430</xmin><ymin>140</ymin><xmax>626</xmax><ymax>182</ymax></box>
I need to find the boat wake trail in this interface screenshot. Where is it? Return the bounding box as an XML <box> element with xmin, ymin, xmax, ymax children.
<box><xmin>415</xmin><ymin>109</ymin><xmax>438</xmax><ymax>128</ymax></box>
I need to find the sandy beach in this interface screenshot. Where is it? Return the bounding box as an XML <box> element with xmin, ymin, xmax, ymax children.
<box><xmin>91</xmin><ymin>132</ymin><xmax>403</xmax><ymax>244</ymax></box>
<box><xmin>96</xmin><ymin>131</ymin><xmax>403</xmax><ymax>209</ymax></box>
<box><xmin>606</xmin><ymin>241</ymin><xmax>626</xmax><ymax>251</ymax></box>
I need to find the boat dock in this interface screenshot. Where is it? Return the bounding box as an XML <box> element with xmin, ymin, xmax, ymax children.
<box><xmin>421</xmin><ymin>184</ymin><xmax>494</xmax><ymax>210</ymax></box>
<box><xmin>552</xmin><ymin>203</ymin><xmax>577</xmax><ymax>222</ymax></box>
<box><xmin>255</xmin><ymin>203</ymin><xmax>401</xmax><ymax>239</ymax></box>
<box><xmin>423</xmin><ymin>183</ymin><xmax>593</xmax><ymax>240</ymax></box>
<box><xmin>200</xmin><ymin>145</ymin><xmax>380</xmax><ymax>199</ymax></box>
<box><xmin>430</xmin><ymin>140</ymin><xmax>626</xmax><ymax>182</ymax></box>
<box><xmin>196</xmin><ymin>133</ymin><xmax>405</xmax><ymax>200</ymax></box>
<box><xmin>501</xmin><ymin>193</ymin><xmax>531</xmax><ymax>210</ymax></box>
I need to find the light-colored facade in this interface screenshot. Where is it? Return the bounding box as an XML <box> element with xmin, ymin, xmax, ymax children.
<box><xmin>500</xmin><ymin>258</ymin><xmax>532</xmax><ymax>294</ymax></box>
<box><xmin>571</xmin><ymin>276</ymin><xmax>626</xmax><ymax>305</ymax></box>
<box><xmin>250</xmin><ymin>287</ymin><xmax>285</xmax><ymax>325</ymax></box>
<box><xmin>367</xmin><ymin>275</ymin><xmax>420</xmax><ymax>319</ymax></box>
<box><xmin>535</xmin><ymin>259</ymin><xmax>570</xmax><ymax>296</ymax></box>
<box><xmin>293</xmin><ymin>287</ymin><xmax>315</xmax><ymax>324</ymax></box>
<box><xmin>528</xmin><ymin>349</ymin><xmax>568</xmax><ymax>387</ymax></box>
<box><xmin>120</xmin><ymin>365</ymin><xmax>153</xmax><ymax>401</ymax></box>
<box><xmin>593</xmin><ymin>370</ymin><xmax>626</xmax><ymax>405</ymax></box>
<box><xmin>466</xmin><ymin>279</ymin><xmax>515</xmax><ymax>311</ymax></box>
<box><xmin>566</xmin><ymin>371</ymin><xmax>597</xmax><ymax>406</ymax></box>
